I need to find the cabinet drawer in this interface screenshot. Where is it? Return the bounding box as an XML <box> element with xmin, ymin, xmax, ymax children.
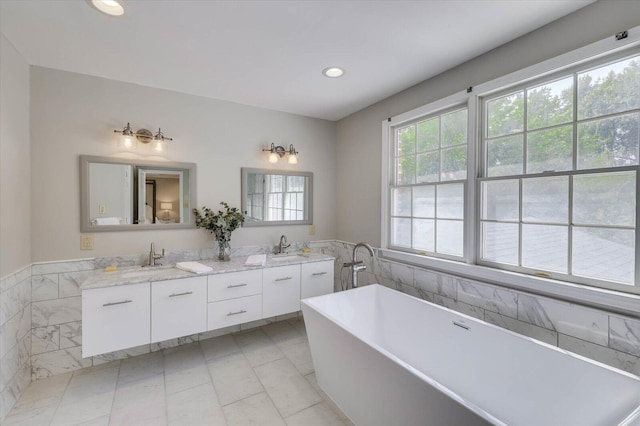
<box><xmin>208</xmin><ymin>269</ymin><xmax>262</xmax><ymax>302</ymax></box>
<box><xmin>263</xmin><ymin>265</ymin><xmax>301</xmax><ymax>318</ymax></box>
<box><xmin>301</xmin><ymin>260</ymin><xmax>334</xmax><ymax>300</ymax></box>
<box><xmin>82</xmin><ymin>283</ymin><xmax>150</xmax><ymax>358</ymax></box>
<box><xmin>208</xmin><ymin>294</ymin><xmax>262</xmax><ymax>330</ymax></box>
<box><xmin>151</xmin><ymin>276</ymin><xmax>207</xmax><ymax>343</ymax></box>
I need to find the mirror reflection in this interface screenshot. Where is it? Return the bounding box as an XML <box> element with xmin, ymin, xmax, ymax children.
<box><xmin>80</xmin><ymin>155</ymin><xmax>196</xmax><ymax>232</ymax></box>
<box><xmin>241</xmin><ymin>168</ymin><xmax>313</xmax><ymax>226</ymax></box>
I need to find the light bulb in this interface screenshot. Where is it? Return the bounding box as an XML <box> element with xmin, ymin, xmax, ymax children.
<box><xmin>269</xmin><ymin>152</ymin><xmax>279</xmax><ymax>163</ymax></box>
<box><xmin>154</xmin><ymin>141</ymin><xmax>164</xmax><ymax>152</ymax></box>
<box><xmin>119</xmin><ymin>134</ymin><xmax>136</xmax><ymax>150</ymax></box>
<box><xmin>288</xmin><ymin>154</ymin><xmax>298</xmax><ymax>164</ymax></box>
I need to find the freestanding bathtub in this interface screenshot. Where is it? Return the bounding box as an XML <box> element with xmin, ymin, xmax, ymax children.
<box><xmin>301</xmin><ymin>284</ymin><xmax>640</xmax><ymax>426</ymax></box>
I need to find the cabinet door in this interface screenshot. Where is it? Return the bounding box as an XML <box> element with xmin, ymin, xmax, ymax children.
<box><xmin>82</xmin><ymin>282</ymin><xmax>150</xmax><ymax>358</ymax></box>
<box><xmin>262</xmin><ymin>265</ymin><xmax>301</xmax><ymax>318</ymax></box>
<box><xmin>151</xmin><ymin>276</ymin><xmax>207</xmax><ymax>343</ymax></box>
<box><xmin>301</xmin><ymin>260</ymin><xmax>334</xmax><ymax>300</ymax></box>
<box><xmin>208</xmin><ymin>294</ymin><xmax>262</xmax><ymax>330</ymax></box>
<box><xmin>208</xmin><ymin>269</ymin><xmax>262</xmax><ymax>302</ymax></box>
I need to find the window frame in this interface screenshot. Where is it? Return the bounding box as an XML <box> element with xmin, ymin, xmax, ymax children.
<box><xmin>381</xmin><ymin>26</ymin><xmax>640</xmax><ymax>316</ymax></box>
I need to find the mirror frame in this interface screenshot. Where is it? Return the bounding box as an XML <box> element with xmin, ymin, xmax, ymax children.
<box><xmin>80</xmin><ymin>155</ymin><xmax>197</xmax><ymax>232</ymax></box>
<box><xmin>241</xmin><ymin>167</ymin><xmax>313</xmax><ymax>227</ymax></box>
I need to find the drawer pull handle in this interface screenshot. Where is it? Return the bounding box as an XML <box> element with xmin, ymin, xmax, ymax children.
<box><xmin>275</xmin><ymin>277</ymin><xmax>292</xmax><ymax>282</ymax></box>
<box><xmin>312</xmin><ymin>272</ymin><xmax>328</xmax><ymax>276</ymax></box>
<box><xmin>169</xmin><ymin>291</ymin><xmax>193</xmax><ymax>297</ymax></box>
<box><xmin>227</xmin><ymin>309</ymin><xmax>247</xmax><ymax>316</ymax></box>
<box><xmin>103</xmin><ymin>300</ymin><xmax>132</xmax><ymax>307</ymax></box>
<box><xmin>227</xmin><ymin>283</ymin><xmax>248</xmax><ymax>288</ymax></box>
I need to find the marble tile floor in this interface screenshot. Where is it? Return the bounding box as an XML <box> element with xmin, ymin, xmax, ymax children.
<box><xmin>4</xmin><ymin>317</ymin><xmax>353</xmax><ymax>426</ymax></box>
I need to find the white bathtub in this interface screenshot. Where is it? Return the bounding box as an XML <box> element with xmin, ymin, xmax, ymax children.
<box><xmin>301</xmin><ymin>284</ymin><xmax>640</xmax><ymax>426</ymax></box>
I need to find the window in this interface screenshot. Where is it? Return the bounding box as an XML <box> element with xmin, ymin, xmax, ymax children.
<box><xmin>383</xmin><ymin>37</ymin><xmax>640</xmax><ymax>298</ymax></box>
<box><xmin>480</xmin><ymin>54</ymin><xmax>639</xmax><ymax>287</ymax></box>
<box><xmin>389</xmin><ymin>107</ymin><xmax>467</xmax><ymax>258</ymax></box>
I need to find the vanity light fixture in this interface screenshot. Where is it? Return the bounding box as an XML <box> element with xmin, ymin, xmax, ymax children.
<box><xmin>322</xmin><ymin>66</ymin><xmax>345</xmax><ymax>78</ymax></box>
<box><xmin>114</xmin><ymin>123</ymin><xmax>173</xmax><ymax>152</ymax></box>
<box><xmin>89</xmin><ymin>0</ymin><xmax>125</xmax><ymax>16</ymax></box>
<box><xmin>262</xmin><ymin>143</ymin><xmax>300</xmax><ymax>164</ymax></box>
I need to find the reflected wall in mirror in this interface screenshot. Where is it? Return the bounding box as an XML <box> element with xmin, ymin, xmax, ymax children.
<box><xmin>241</xmin><ymin>168</ymin><xmax>313</xmax><ymax>226</ymax></box>
<box><xmin>80</xmin><ymin>155</ymin><xmax>196</xmax><ymax>232</ymax></box>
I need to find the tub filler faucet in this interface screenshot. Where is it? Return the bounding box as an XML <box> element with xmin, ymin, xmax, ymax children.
<box><xmin>343</xmin><ymin>242</ymin><xmax>375</xmax><ymax>289</ymax></box>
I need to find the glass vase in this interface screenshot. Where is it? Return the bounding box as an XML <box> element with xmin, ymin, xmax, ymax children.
<box><xmin>217</xmin><ymin>239</ymin><xmax>231</xmax><ymax>261</ymax></box>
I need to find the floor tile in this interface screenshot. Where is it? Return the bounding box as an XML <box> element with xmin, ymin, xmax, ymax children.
<box><xmin>233</xmin><ymin>329</ymin><xmax>284</xmax><ymax>367</ymax></box>
<box><xmin>5</xmin><ymin>318</ymin><xmax>349</xmax><ymax>426</ymax></box>
<box><xmin>285</xmin><ymin>402</ymin><xmax>345</xmax><ymax>426</ymax></box>
<box><xmin>254</xmin><ymin>357</ymin><xmax>322</xmax><ymax>418</ymax></box>
<box><xmin>167</xmin><ymin>382</ymin><xmax>226</xmax><ymax>425</ymax></box>
<box><xmin>200</xmin><ymin>334</ymin><xmax>241</xmax><ymax>361</ymax></box>
<box><xmin>222</xmin><ymin>392</ymin><xmax>286</xmax><ymax>426</ymax></box>
<box><xmin>207</xmin><ymin>352</ymin><xmax>264</xmax><ymax>406</ymax></box>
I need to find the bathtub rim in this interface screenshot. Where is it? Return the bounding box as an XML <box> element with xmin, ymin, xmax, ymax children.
<box><xmin>301</xmin><ymin>284</ymin><xmax>640</xmax><ymax>426</ymax></box>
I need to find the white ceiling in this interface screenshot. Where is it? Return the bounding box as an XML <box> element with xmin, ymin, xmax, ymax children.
<box><xmin>0</xmin><ymin>0</ymin><xmax>594</xmax><ymax>121</ymax></box>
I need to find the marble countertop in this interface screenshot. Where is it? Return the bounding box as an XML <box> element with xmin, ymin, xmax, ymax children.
<box><xmin>81</xmin><ymin>253</ymin><xmax>335</xmax><ymax>290</ymax></box>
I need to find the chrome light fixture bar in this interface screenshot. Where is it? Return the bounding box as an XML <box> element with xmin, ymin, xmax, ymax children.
<box><xmin>114</xmin><ymin>123</ymin><xmax>173</xmax><ymax>151</ymax></box>
<box><xmin>262</xmin><ymin>143</ymin><xmax>299</xmax><ymax>164</ymax></box>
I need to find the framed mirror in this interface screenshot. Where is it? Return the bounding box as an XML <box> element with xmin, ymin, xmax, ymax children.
<box><xmin>80</xmin><ymin>155</ymin><xmax>196</xmax><ymax>232</ymax></box>
<box><xmin>241</xmin><ymin>168</ymin><xmax>313</xmax><ymax>227</ymax></box>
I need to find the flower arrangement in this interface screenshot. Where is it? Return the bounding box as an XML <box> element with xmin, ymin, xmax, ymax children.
<box><xmin>193</xmin><ymin>202</ymin><xmax>245</xmax><ymax>261</ymax></box>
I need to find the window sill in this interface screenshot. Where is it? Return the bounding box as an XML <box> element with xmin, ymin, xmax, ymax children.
<box><xmin>379</xmin><ymin>249</ymin><xmax>640</xmax><ymax>318</ymax></box>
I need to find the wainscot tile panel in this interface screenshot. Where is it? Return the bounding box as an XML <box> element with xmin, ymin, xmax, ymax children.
<box><xmin>457</xmin><ymin>279</ymin><xmax>518</xmax><ymax>319</ymax></box>
<box><xmin>31</xmin><ymin>346</ymin><xmax>92</xmax><ymax>380</ymax></box>
<box><xmin>31</xmin><ymin>274</ymin><xmax>59</xmax><ymax>302</ymax></box>
<box><xmin>59</xmin><ymin>321</ymin><xmax>82</xmax><ymax>349</ymax></box>
<box><xmin>1</xmin><ymin>275</ymin><xmax>30</xmax><ymax>325</ymax></box>
<box><xmin>609</xmin><ymin>315</ymin><xmax>640</xmax><ymax>357</ymax></box>
<box><xmin>1</xmin><ymin>305</ymin><xmax>31</xmax><ymax>359</ymax></box>
<box><xmin>518</xmin><ymin>294</ymin><xmax>609</xmax><ymax>346</ymax></box>
<box><xmin>59</xmin><ymin>271</ymin><xmax>94</xmax><ymax>298</ymax></box>
<box><xmin>32</xmin><ymin>325</ymin><xmax>60</xmax><ymax>355</ymax></box>
<box><xmin>32</xmin><ymin>296</ymin><xmax>81</xmax><ymax>328</ymax></box>
<box><xmin>559</xmin><ymin>334</ymin><xmax>640</xmax><ymax>376</ymax></box>
<box><xmin>484</xmin><ymin>311</ymin><xmax>558</xmax><ymax>346</ymax></box>
<box><xmin>414</xmin><ymin>269</ymin><xmax>457</xmax><ymax>299</ymax></box>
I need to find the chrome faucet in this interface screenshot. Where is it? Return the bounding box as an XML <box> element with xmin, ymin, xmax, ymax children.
<box><xmin>343</xmin><ymin>242</ymin><xmax>375</xmax><ymax>289</ymax></box>
<box><xmin>145</xmin><ymin>242</ymin><xmax>164</xmax><ymax>267</ymax></box>
<box><xmin>277</xmin><ymin>235</ymin><xmax>291</xmax><ymax>254</ymax></box>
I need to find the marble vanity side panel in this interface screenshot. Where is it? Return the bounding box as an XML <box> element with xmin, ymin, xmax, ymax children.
<box><xmin>31</xmin><ymin>260</ymin><xmax>95</xmax><ymax>275</ymax></box>
<box><xmin>559</xmin><ymin>334</ymin><xmax>640</xmax><ymax>376</ymax></box>
<box><xmin>609</xmin><ymin>315</ymin><xmax>640</xmax><ymax>357</ymax></box>
<box><xmin>59</xmin><ymin>321</ymin><xmax>82</xmax><ymax>349</ymax></box>
<box><xmin>31</xmin><ymin>273</ymin><xmax>59</xmax><ymax>302</ymax></box>
<box><xmin>484</xmin><ymin>311</ymin><xmax>558</xmax><ymax>346</ymax></box>
<box><xmin>457</xmin><ymin>279</ymin><xmax>518</xmax><ymax>319</ymax></box>
<box><xmin>32</xmin><ymin>296</ymin><xmax>81</xmax><ymax>328</ymax></box>
<box><xmin>518</xmin><ymin>294</ymin><xmax>609</xmax><ymax>347</ymax></box>
<box><xmin>59</xmin><ymin>271</ymin><xmax>94</xmax><ymax>298</ymax></box>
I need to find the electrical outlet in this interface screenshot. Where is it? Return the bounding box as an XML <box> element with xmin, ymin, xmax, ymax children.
<box><xmin>99</xmin><ymin>204</ymin><xmax>105</xmax><ymax>214</ymax></box>
<box><xmin>80</xmin><ymin>235</ymin><xmax>94</xmax><ymax>250</ymax></box>
<box><xmin>308</xmin><ymin>224</ymin><xmax>316</xmax><ymax>235</ymax></box>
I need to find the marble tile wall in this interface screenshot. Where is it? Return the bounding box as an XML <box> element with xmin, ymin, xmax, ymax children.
<box><xmin>0</xmin><ymin>265</ymin><xmax>32</xmax><ymax>421</ymax></box>
<box><xmin>2</xmin><ymin>239</ymin><xmax>636</xmax><ymax>422</ymax></box>
<box><xmin>331</xmin><ymin>241</ymin><xmax>640</xmax><ymax>376</ymax></box>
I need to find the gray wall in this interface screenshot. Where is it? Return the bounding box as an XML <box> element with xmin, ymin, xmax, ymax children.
<box><xmin>0</xmin><ymin>34</ymin><xmax>31</xmax><ymax>277</ymax></box>
<box><xmin>335</xmin><ymin>0</ymin><xmax>640</xmax><ymax>245</ymax></box>
<box><xmin>29</xmin><ymin>67</ymin><xmax>337</xmax><ymax>262</ymax></box>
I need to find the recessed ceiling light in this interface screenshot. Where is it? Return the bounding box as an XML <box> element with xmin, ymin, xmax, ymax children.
<box><xmin>322</xmin><ymin>67</ymin><xmax>345</xmax><ymax>78</ymax></box>
<box><xmin>89</xmin><ymin>0</ymin><xmax>125</xmax><ymax>16</ymax></box>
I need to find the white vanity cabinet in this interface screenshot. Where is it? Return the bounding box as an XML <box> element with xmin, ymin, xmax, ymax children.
<box><xmin>151</xmin><ymin>276</ymin><xmax>207</xmax><ymax>343</ymax></box>
<box><xmin>207</xmin><ymin>269</ymin><xmax>263</xmax><ymax>330</ymax></box>
<box><xmin>82</xmin><ymin>282</ymin><xmax>151</xmax><ymax>357</ymax></box>
<box><xmin>262</xmin><ymin>265</ymin><xmax>301</xmax><ymax>318</ymax></box>
<box><xmin>301</xmin><ymin>260</ymin><xmax>334</xmax><ymax>299</ymax></box>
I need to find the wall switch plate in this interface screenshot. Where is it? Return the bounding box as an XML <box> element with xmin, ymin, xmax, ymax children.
<box><xmin>99</xmin><ymin>204</ymin><xmax>105</xmax><ymax>214</ymax></box>
<box><xmin>80</xmin><ymin>235</ymin><xmax>94</xmax><ymax>250</ymax></box>
<box><xmin>309</xmin><ymin>224</ymin><xmax>316</xmax><ymax>235</ymax></box>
